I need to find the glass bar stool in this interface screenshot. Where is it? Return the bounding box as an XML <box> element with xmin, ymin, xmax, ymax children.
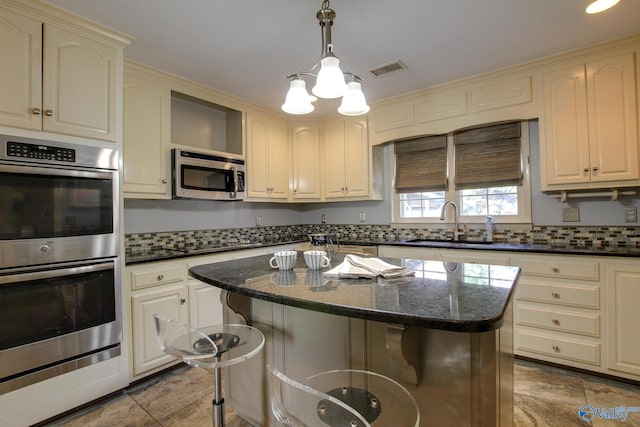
<box><xmin>268</xmin><ymin>364</ymin><xmax>420</xmax><ymax>426</ymax></box>
<box><xmin>154</xmin><ymin>314</ymin><xmax>265</xmax><ymax>427</ymax></box>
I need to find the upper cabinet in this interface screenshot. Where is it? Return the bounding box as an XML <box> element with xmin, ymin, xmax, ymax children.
<box><xmin>123</xmin><ymin>65</ymin><xmax>172</xmax><ymax>198</ymax></box>
<box><xmin>323</xmin><ymin>118</ymin><xmax>372</xmax><ymax>200</ymax></box>
<box><xmin>541</xmin><ymin>52</ymin><xmax>639</xmax><ymax>190</ymax></box>
<box><xmin>291</xmin><ymin>123</ymin><xmax>322</xmax><ymax>200</ymax></box>
<box><xmin>0</xmin><ymin>6</ymin><xmax>123</xmax><ymax>141</ymax></box>
<box><xmin>246</xmin><ymin>111</ymin><xmax>289</xmax><ymax>200</ymax></box>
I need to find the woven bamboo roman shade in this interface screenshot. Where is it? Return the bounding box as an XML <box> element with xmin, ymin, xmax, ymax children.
<box><xmin>453</xmin><ymin>122</ymin><xmax>522</xmax><ymax>190</ymax></box>
<box><xmin>394</xmin><ymin>135</ymin><xmax>447</xmax><ymax>193</ymax></box>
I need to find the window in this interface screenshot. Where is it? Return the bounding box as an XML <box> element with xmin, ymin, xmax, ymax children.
<box><xmin>392</xmin><ymin>121</ymin><xmax>531</xmax><ymax>224</ymax></box>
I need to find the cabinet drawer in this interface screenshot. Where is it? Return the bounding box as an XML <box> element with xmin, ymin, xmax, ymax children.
<box><xmin>131</xmin><ymin>266</ymin><xmax>185</xmax><ymax>290</ymax></box>
<box><xmin>516</xmin><ymin>304</ymin><xmax>600</xmax><ymax>337</ymax></box>
<box><xmin>517</xmin><ymin>280</ymin><xmax>600</xmax><ymax>309</ymax></box>
<box><xmin>516</xmin><ymin>257</ymin><xmax>599</xmax><ymax>281</ymax></box>
<box><xmin>516</xmin><ymin>331</ymin><xmax>600</xmax><ymax>365</ymax></box>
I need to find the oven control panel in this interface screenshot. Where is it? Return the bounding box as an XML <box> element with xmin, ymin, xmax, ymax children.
<box><xmin>7</xmin><ymin>141</ymin><xmax>76</xmax><ymax>162</ymax></box>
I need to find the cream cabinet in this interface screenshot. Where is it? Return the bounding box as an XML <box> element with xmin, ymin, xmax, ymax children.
<box><xmin>0</xmin><ymin>8</ymin><xmax>120</xmax><ymax>141</ymax></box>
<box><xmin>290</xmin><ymin>123</ymin><xmax>322</xmax><ymax>200</ymax></box>
<box><xmin>323</xmin><ymin>117</ymin><xmax>371</xmax><ymax>200</ymax></box>
<box><xmin>541</xmin><ymin>52</ymin><xmax>640</xmax><ymax>190</ymax></box>
<box><xmin>123</xmin><ymin>66</ymin><xmax>172</xmax><ymax>198</ymax></box>
<box><xmin>246</xmin><ymin>112</ymin><xmax>289</xmax><ymax>200</ymax></box>
<box><xmin>605</xmin><ymin>261</ymin><xmax>640</xmax><ymax>377</ymax></box>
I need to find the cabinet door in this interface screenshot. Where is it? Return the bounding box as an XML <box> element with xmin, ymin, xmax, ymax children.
<box><xmin>267</xmin><ymin>119</ymin><xmax>290</xmax><ymax>199</ymax></box>
<box><xmin>43</xmin><ymin>24</ymin><xmax>117</xmax><ymax>141</ymax></box>
<box><xmin>188</xmin><ymin>280</ymin><xmax>222</xmax><ymax>329</ymax></box>
<box><xmin>246</xmin><ymin>113</ymin><xmax>270</xmax><ymax>198</ymax></box>
<box><xmin>323</xmin><ymin>120</ymin><xmax>347</xmax><ymax>199</ymax></box>
<box><xmin>586</xmin><ymin>53</ymin><xmax>639</xmax><ymax>183</ymax></box>
<box><xmin>131</xmin><ymin>283</ymin><xmax>188</xmax><ymax>376</ymax></box>
<box><xmin>606</xmin><ymin>263</ymin><xmax>640</xmax><ymax>376</ymax></box>
<box><xmin>123</xmin><ymin>73</ymin><xmax>171</xmax><ymax>198</ymax></box>
<box><xmin>542</xmin><ymin>64</ymin><xmax>590</xmax><ymax>185</ymax></box>
<box><xmin>0</xmin><ymin>9</ymin><xmax>42</xmax><ymax>131</ymax></box>
<box><xmin>343</xmin><ymin>118</ymin><xmax>369</xmax><ymax>198</ymax></box>
<box><xmin>291</xmin><ymin>124</ymin><xmax>321</xmax><ymax>199</ymax></box>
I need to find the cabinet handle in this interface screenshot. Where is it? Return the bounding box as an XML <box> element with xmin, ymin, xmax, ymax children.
<box><xmin>44</xmin><ymin>109</ymin><xmax>54</xmax><ymax>117</ymax></box>
<box><xmin>180</xmin><ymin>298</ymin><xmax>186</xmax><ymax>305</ymax></box>
<box><xmin>161</xmin><ymin>179</ymin><xmax>167</xmax><ymax>184</ymax></box>
<box><xmin>31</xmin><ymin>107</ymin><xmax>41</xmax><ymax>115</ymax></box>
<box><xmin>592</xmin><ymin>166</ymin><xmax>599</xmax><ymax>172</ymax></box>
<box><xmin>157</xmin><ymin>274</ymin><xmax>164</xmax><ymax>281</ymax></box>
<box><xmin>552</xmin><ymin>345</ymin><xmax>561</xmax><ymax>353</ymax></box>
<box><xmin>551</xmin><ymin>292</ymin><xmax>560</xmax><ymax>298</ymax></box>
<box><xmin>583</xmin><ymin>167</ymin><xmax>590</xmax><ymax>173</ymax></box>
<box><xmin>551</xmin><ymin>266</ymin><xmax>560</xmax><ymax>273</ymax></box>
<box><xmin>552</xmin><ymin>319</ymin><xmax>560</xmax><ymax>325</ymax></box>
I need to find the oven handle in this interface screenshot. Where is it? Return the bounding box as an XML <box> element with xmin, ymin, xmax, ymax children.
<box><xmin>0</xmin><ymin>261</ymin><xmax>114</xmax><ymax>285</ymax></box>
<box><xmin>0</xmin><ymin>163</ymin><xmax>113</xmax><ymax>180</ymax></box>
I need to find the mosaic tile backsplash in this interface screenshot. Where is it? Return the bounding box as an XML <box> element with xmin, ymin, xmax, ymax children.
<box><xmin>125</xmin><ymin>224</ymin><xmax>640</xmax><ymax>253</ymax></box>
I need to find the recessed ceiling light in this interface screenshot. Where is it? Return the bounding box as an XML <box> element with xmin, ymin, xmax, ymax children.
<box><xmin>585</xmin><ymin>0</ymin><xmax>620</xmax><ymax>14</ymax></box>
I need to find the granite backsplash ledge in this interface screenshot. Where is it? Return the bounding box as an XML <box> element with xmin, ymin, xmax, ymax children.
<box><xmin>125</xmin><ymin>224</ymin><xmax>640</xmax><ymax>253</ymax></box>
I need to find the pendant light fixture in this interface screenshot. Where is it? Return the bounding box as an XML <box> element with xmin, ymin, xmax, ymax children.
<box><xmin>281</xmin><ymin>0</ymin><xmax>370</xmax><ymax>116</ymax></box>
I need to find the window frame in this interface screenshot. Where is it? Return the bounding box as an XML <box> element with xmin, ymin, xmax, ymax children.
<box><xmin>391</xmin><ymin>121</ymin><xmax>532</xmax><ymax>225</ymax></box>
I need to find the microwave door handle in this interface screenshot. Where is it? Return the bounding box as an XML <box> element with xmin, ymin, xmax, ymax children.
<box><xmin>231</xmin><ymin>165</ymin><xmax>238</xmax><ymax>199</ymax></box>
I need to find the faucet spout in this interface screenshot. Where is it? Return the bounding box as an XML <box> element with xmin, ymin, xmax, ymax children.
<box><xmin>440</xmin><ymin>201</ymin><xmax>466</xmax><ymax>241</ymax></box>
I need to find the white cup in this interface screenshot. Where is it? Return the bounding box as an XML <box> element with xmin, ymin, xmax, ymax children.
<box><xmin>270</xmin><ymin>251</ymin><xmax>297</xmax><ymax>270</ymax></box>
<box><xmin>303</xmin><ymin>250</ymin><xmax>330</xmax><ymax>270</ymax></box>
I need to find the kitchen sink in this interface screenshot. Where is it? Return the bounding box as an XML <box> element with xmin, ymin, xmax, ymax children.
<box><xmin>404</xmin><ymin>238</ymin><xmax>493</xmax><ymax>245</ymax></box>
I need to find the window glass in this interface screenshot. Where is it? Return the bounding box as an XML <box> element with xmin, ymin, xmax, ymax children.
<box><xmin>399</xmin><ymin>192</ymin><xmax>445</xmax><ymax>218</ymax></box>
<box><xmin>460</xmin><ymin>186</ymin><xmax>518</xmax><ymax>216</ymax></box>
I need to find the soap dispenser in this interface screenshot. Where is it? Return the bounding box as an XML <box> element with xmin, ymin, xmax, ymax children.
<box><xmin>485</xmin><ymin>216</ymin><xmax>495</xmax><ymax>242</ymax></box>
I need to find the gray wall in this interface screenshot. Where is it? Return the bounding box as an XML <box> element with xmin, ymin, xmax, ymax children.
<box><xmin>123</xmin><ymin>121</ymin><xmax>639</xmax><ymax>233</ymax></box>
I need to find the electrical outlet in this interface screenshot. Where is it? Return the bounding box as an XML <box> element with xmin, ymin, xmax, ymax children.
<box><xmin>359</xmin><ymin>212</ymin><xmax>366</xmax><ymax>222</ymax></box>
<box><xmin>625</xmin><ymin>207</ymin><xmax>638</xmax><ymax>222</ymax></box>
<box><xmin>321</xmin><ymin>213</ymin><xmax>326</xmax><ymax>224</ymax></box>
<box><xmin>255</xmin><ymin>216</ymin><xmax>261</xmax><ymax>226</ymax></box>
<box><xmin>562</xmin><ymin>207</ymin><xmax>580</xmax><ymax>222</ymax></box>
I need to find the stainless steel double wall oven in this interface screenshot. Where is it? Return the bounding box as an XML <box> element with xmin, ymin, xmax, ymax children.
<box><xmin>0</xmin><ymin>134</ymin><xmax>121</xmax><ymax>394</ymax></box>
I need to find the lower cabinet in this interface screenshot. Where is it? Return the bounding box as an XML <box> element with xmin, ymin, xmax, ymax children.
<box><xmin>377</xmin><ymin>245</ymin><xmax>640</xmax><ymax>381</ymax></box>
<box><xmin>125</xmin><ymin>243</ymin><xmax>306</xmax><ymax>380</ymax></box>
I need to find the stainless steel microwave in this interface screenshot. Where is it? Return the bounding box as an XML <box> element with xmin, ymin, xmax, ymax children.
<box><xmin>172</xmin><ymin>148</ymin><xmax>246</xmax><ymax>200</ymax></box>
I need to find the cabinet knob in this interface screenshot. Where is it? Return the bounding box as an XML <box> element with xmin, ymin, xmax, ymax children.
<box><xmin>157</xmin><ymin>274</ymin><xmax>164</xmax><ymax>281</ymax></box>
<box><xmin>180</xmin><ymin>298</ymin><xmax>186</xmax><ymax>305</ymax></box>
<box><xmin>551</xmin><ymin>292</ymin><xmax>560</xmax><ymax>298</ymax></box>
<box><xmin>161</xmin><ymin>179</ymin><xmax>167</xmax><ymax>184</ymax></box>
<box><xmin>592</xmin><ymin>166</ymin><xmax>599</xmax><ymax>172</ymax></box>
<box><xmin>551</xmin><ymin>266</ymin><xmax>560</xmax><ymax>273</ymax></box>
<box><xmin>552</xmin><ymin>319</ymin><xmax>560</xmax><ymax>325</ymax></box>
<box><xmin>583</xmin><ymin>167</ymin><xmax>590</xmax><ymax>173</ymax></box>
<box><xmin>44</xmin><ymin>109</ymin><xmax>54</xmax><ymax>117</ymax></box>
<box><xmin>31</xmin><ymin>107</ymin><xmax>41</xmax><ymax>115</ymax></box>
<box><xmin>552</xmin><ymin>345</ymin><xmax>561</xmax><ymax>353</ymax></box>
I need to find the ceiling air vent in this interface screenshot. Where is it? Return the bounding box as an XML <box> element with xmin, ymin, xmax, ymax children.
<box><xmin>368</xmin><ymin>60</ymin><xmax>407</xmax><ymax>77</ymax></box>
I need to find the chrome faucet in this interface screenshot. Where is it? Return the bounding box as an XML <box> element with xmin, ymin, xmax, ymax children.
<box><xmin>440</xmin><ymin>201</ymin><xmax>467</xmax><ymax>241</ymax></box>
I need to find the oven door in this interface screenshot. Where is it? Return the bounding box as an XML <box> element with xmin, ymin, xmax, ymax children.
<box><xmin>0</xmin><ymin>258</ymin><xmax>121</xmax><ymax>394</ymax></box>
<box><xmin>0</xmin><ymin>162</ymin><xmax>119</xmax><ymax>269</ymax></box>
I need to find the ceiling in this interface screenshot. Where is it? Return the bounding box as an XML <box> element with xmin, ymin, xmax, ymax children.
<box><xmin>45</xmin><ymin>0</ymin><xmax>640</xmax><ymax>118</ymax></box>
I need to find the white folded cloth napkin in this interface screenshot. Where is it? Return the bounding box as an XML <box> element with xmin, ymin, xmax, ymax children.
<box><xmin>324</xmin><ymin>254</ymin><xmax>414</xmax><ymax>279</ymax></box>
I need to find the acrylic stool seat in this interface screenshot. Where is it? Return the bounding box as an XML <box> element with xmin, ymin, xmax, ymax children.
<box><xmin>154</xmin><ymin>314</ymin><xmax>265</xmax><ymax>427</ymax></box>
<box><xmin>268</xmin><ymin>364</ymin><xmax>420</xmax><ymax>426</ymax></box>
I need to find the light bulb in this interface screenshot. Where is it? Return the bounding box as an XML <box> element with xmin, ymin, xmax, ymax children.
<box><xmin>312</xmin><ymin>56</ymin><xmax>347</xmax><ymax>99</ymax></box>
<box><xmin>585</xmin><ymin>0</ymin><xmax>620</xmax><ymax>13</ymax></box>
<box><xmin>282</xmin><ymin>79</ymin><xmax>315</xmax><ymax>115</ymax></box>
<box><xmin>338</xmin><ymin>81</ymin><xmax>370</xmax><ymax>116</ymax></box>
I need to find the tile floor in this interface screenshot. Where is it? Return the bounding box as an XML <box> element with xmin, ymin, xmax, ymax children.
<box><xmin>45</xmin><ymin>359</ymin><xmax>640</xmax><ymax>427</ymax></box>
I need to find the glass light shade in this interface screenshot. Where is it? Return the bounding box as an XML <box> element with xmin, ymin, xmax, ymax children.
<box><xmin>281</xmin><ymin>79</ymin><xmax>315</xmax><ymax>115</ymax></box>
<box><xmin>312</xmin><ymin>56</ymin><xmax>347</xmax><ymax>99</ymax></box>
<box><xmin>585</xmin><ymin>0</ymin><xmax>620</xmax><ymax>13</ymax></box>
<box><xmin>337</xmin><ymin>81</ymin><xmax>370</xmax><ymax>116</ymax></box>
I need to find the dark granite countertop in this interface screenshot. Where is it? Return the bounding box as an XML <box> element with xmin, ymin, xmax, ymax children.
<box><xmin>189</xmin><ymin>252</ymin><xmax>520</xmax><ymax>333</ymax></box>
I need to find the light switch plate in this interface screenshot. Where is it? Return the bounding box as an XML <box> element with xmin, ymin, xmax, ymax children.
<box><xmin>359</xmin><ymin>212</ymin><xmax>366</xmax><ymax>222</ymax></box>
<box><xmin>562</xmin><ymin>207</ymin><xmax>580</xmax><ymax>222</ymax></box>
<box><xmin>321</xmin><ymin>213</ymin><xmax>326</xmax><ymax>224</ymax></box>
<box><xmin>625</xmin><ymin>207</ymin><xmax>637</xmax><ymax>222</ymax></box>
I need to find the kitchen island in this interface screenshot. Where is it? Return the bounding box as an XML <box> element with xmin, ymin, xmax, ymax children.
<box><xmin>190</xmin><ymin>252</ymin><xmax>520</xmax><ymax>426</ymax></box>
